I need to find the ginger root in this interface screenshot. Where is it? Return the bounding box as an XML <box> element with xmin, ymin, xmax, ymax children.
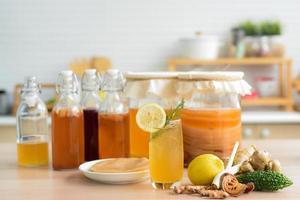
<box><xmin>250</xmin><ymin>150</ymin><xmax>271</xmax><ymax>170</ymax></box>
<box><xmin>239</xmin><ymin>161</ymin><xmax>254</xmax><ymax>173</ymax></box>
<box><xmin>199</xmin><ymin>190</ymin><xmax>229</xmax><ymax>199</ymax></box>
<box><xmin>234</xmin><ymin>145</ymin><xmax>256</xmax><ymax>165</ymax></box>
<box><xmin>235</xmin><ymin>146</ymin><xmax>282</xmax><ymax>174</ymax></box>
<box><xmin>173</xmin><ymin>185</ymin><xmax>229</xmax><ymax>199</ymax></box>
<box><xmin>174</xmin><ymin>174</ymin><xmax>254</xmax><ymax>199</ymax></box>
<box><xmin>266</xmin><ymin>159</ymin><xmax>282</xmax><ymax>173</ymax></box>
<box><xmin>173</xmin><ymin>185</ymin><xmax>210</xmax><ymax>194</ymax></box>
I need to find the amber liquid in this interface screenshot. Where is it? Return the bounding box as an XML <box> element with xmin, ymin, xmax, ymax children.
<box><xmin>129</xmin><ymin>109</ymin><xmax>149</xmax><ymax>158</ymax></box>
<box><xmin>17</xmin><ymin>140</ymin><xmax>48</xmax><ymax>167</ymax></box>
<box><xmin>99</xmin><ymin>113</ymin><xmax>129</xmax><ymax>158</ymax></box>
<box><xmin>181</xmin><ymin>108</ymin><xmax>241</xmax><ymax>163</ymax></box>
<box><xmin>83</xmin><ymin>109</ymin><xmax>99</xmax><ymax>161</ymax></box>
<box><xmin>51</xmin><ymin>109</ymin><xmax>84</xmax><ymax>170</ymax></box>
<box><xmin>149</xmin><ymin>120</ymin><xmax>184</xmax><ymax>189</ymax></box>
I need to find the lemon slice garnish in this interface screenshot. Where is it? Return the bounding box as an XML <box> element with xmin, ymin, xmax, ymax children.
<box><xmin>136</xmin><ymin>103</ymin><xmax>166</xmax><ymax>133</ymax></box>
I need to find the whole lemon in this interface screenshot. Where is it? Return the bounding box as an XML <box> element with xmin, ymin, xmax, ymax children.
<box><xmin>187</xmin><ymin>154</ymin><xmax>224</xmax><ymax>185</ymax></box>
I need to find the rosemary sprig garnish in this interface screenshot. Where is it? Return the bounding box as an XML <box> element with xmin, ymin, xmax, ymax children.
<box><xmin>150</xmin><ymin>99</ymin><xmax>184</xmax><ymax>141</ymax></box>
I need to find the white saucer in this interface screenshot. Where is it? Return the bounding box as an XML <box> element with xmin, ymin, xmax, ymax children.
<box><xmin>79</xmin><ymin>159</ymin><xmax>150</xmax><ymax>184</ymax></box>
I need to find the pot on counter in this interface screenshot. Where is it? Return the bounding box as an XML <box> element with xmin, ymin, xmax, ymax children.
<box><xmin>255</xmin><ymin>77</ymin><xmax>278</xmax><ymax>97</ymax></box>
<box><xmin>179</xmin><ymin>33</ymin><xmax>222</xmax><ymax>59</ymax></box>
<box><xmin>0</xmin><ymin>89</ymin><xmax>9</xmax><ymax>115</ymax></box>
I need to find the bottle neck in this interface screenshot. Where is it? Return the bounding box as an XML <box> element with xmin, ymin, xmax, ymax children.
<box><xmin>103</xmin><ymin>89</ymin><xmax>123</xmax><ymax>93</ymax></box>
<box><xmin>21</xmin><ymin>90</ymin><xmax>39</xmax><ymax>100</ymax></box>
<box><xmin>82</xmin><ymin>87</ymin><xmax>98</xmax><ymax>93</ymax></box>
<box><xmin>59</xmin><ymin>90</ymin><xmax>78</xmax><ymax>99</ymax></box>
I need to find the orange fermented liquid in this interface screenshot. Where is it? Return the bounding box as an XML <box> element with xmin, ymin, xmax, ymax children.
<box><xmin>99</xmin><ymin>113</ymin><xmax>129</xmax><ymax>158</ymax></box>
<box><xmin>129</xmin><ymin>108</ymin><xmax>149</xmax><ymax>158</ymax></box>
<box><xmin>51</xmin><ymin>109</ymin><xmax>84</xmax><ymax>170</ymax></box>
<box><xmin>181</xmin><ymin>108</ymin><xmax>241</xmax><ymax>163</ymax></box>
<box><xmin>17</xmin><ymin>141</ymin><xmax>48</xmax><ymax>167</ymax></box>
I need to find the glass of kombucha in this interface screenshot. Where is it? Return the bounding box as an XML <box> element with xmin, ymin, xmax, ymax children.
<box><xmin>149</xmin><ymin>119</ymin><xmax>184</xmax><ymax>189</ymax></box>
<box><xmin>125</xmin><ymin>72</ymin><xmax>179</xmax><ymax>158</ymax></box>
<box><xmin>51</xmin><ymin>71</ymin><xmax>84</xmax><ymax>170</ymax></box>
<box><xmin>16</xmin><ymin>76</ymin><xmax>49</xmax><ymax>167</ymax></box>
<box><xmin>81</xmin><ymin>69</ymin><xmax>101</xmax><ymax>161</ymax></box>
<box><xmin>177</xmin><ymin>72</ymin><xmax>251</xmax><ymax>164</ymax></box>
<box><xmin>99</xmin><ymin>70</ymin><xmax>129</xmax><ymax>158</ymax></box>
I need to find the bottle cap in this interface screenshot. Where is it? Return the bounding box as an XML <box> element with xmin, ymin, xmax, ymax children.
<box><xmin>101</xmin><ymin>69</ymin><xmax>126</xmax><ymax>91</ymax></box>
<box><xmin>61</xmin><ymin>70</ymin><xmax>73</xmax><ymax>77</ymax></box>
<box><xmin>56</xmin><ymin>71</ymin><xmax>79</xmax><ymax>93</ymax></box>
<box><xmin>85</xmin><ymin>69</ymin><xmax>96</xmax><ymax>75</ymax></box>
<box><xmin>21</xmin><ymin>76</ymin><xmax>41</xmax><ymax>93</ymax></box>
<box><xmin>81</xmin><ymin>69</ymin><xmax>99</xmax><ymax>91</ymax></box>
<box><xmin>20</xmin><ymin>76</ymin><xmax>41</xmax><ymax>107</ymax></box>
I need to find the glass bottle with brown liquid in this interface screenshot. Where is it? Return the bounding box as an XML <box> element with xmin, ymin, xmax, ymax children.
<box><xmin>51</xmin><ymin>71</ymin><xmax>84</xmax><ymax>170</ymax></box>
<box><xmin>99</xmin><ymin>69</ymin><xmax>129</xmax><ymax>158</ymax></box>
<box><xmin>81</xmin><ymin>69</ymin><xmax>100</xmax><ymax>161</ymax></box>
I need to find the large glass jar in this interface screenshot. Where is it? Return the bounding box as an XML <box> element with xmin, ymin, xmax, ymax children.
<box><xmin>177</xmin><ymin>71</ymin><xmax>251</xmax><ymax>164</ymax></box>
<box><xmin>52</xmin><ymin>71</ymin><xmax>84</xmax><ymax>170</ymax></box>
<box><xmin>124</xmin><ymin>72</ymin><xmax>179</xmax><ymax>158</ymax></box>
<box><xmin>16</xmin><ymin>76</ymin><xmax>49</xmax><ymax>167</ymax></box>
<box><xmin>99</xmin><ymin>69</ymin><xmax>129</xmax><ymax>158</ymax></box>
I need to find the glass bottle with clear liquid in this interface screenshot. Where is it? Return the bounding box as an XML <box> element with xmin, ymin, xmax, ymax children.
<box><xmin>51</xmin><ymin>71</ymin><xmax>84</xmax><ymax>169</ymax></box>
<box><xmin>16</xmin><ymin>76</ymin><xmax>49</xmax><ymax>167</ymax></box>
<box><xmin>99</xmin><ymin>69</ymin><xmax>129</xmax><ymax>158</ymax></box>
<box><xmin>81</xmin><ymin>69</ymin><xmax>101</xmax><ymax>161</ymax></box>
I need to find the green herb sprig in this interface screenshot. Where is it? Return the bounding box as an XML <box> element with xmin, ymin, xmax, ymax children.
<box><xmin>150</xmin><ymin>99</ymin><xmax>184</xmax><ymax>141</ymax></box>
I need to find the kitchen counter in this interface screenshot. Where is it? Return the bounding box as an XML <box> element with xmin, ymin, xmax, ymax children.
<box><xmin>0</xmin><ymin>139</ymin><xmax>299</xmax><ymax>200</ymax></box>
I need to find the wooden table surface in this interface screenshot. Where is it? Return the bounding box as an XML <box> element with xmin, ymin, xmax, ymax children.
<box><xmin>1</xmin><ymin>139</ymin><xmax>299</xmax><ymax>200</ymax></box>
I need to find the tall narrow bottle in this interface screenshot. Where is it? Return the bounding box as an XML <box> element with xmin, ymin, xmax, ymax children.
<box><xmin>16</xmin><ymin>76</ymin><xmax>49</xmax><ymax>167</ymax></box>
<box><xmin>81</xmin><ymin>69</ymin><xmax>100</xmax><ymax>161</ymax></box>
<box><xmin>51</xmin><ymin>71</ymin><xmax>84</xmax><ymax>170</ymax></box>
<box><xmin>99</xmin><ymin>69</ymin><xmax>129</xmax><ymax>158</ymax></box>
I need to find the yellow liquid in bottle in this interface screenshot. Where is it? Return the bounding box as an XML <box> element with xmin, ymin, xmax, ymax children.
<box><xmin>17</xmin><ymin>141</ymin><xmax>48</xmax><ymax>167</ymax></box>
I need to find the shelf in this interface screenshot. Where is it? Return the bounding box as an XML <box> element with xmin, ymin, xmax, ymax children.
<box><xmin>168</xmin><ymin>57</ymin><xmax>292</xmax><ymax>67</ymax></box>
<box><xmin>242</xmin><ymin>98</ymin><xmax>292</xmax><ymax>106</ymax></box>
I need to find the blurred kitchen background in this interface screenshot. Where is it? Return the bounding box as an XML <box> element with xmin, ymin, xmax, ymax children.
<box><xmin>1</xmin><ymin>0</ymin><xmax>300</xmax><ymax>140</ymax></box>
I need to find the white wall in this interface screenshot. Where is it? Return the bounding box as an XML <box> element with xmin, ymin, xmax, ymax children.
<box><xmin>1</xmin><ymin>0</ymin><xmax>300</xmax><ymax>94</ymax></box>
